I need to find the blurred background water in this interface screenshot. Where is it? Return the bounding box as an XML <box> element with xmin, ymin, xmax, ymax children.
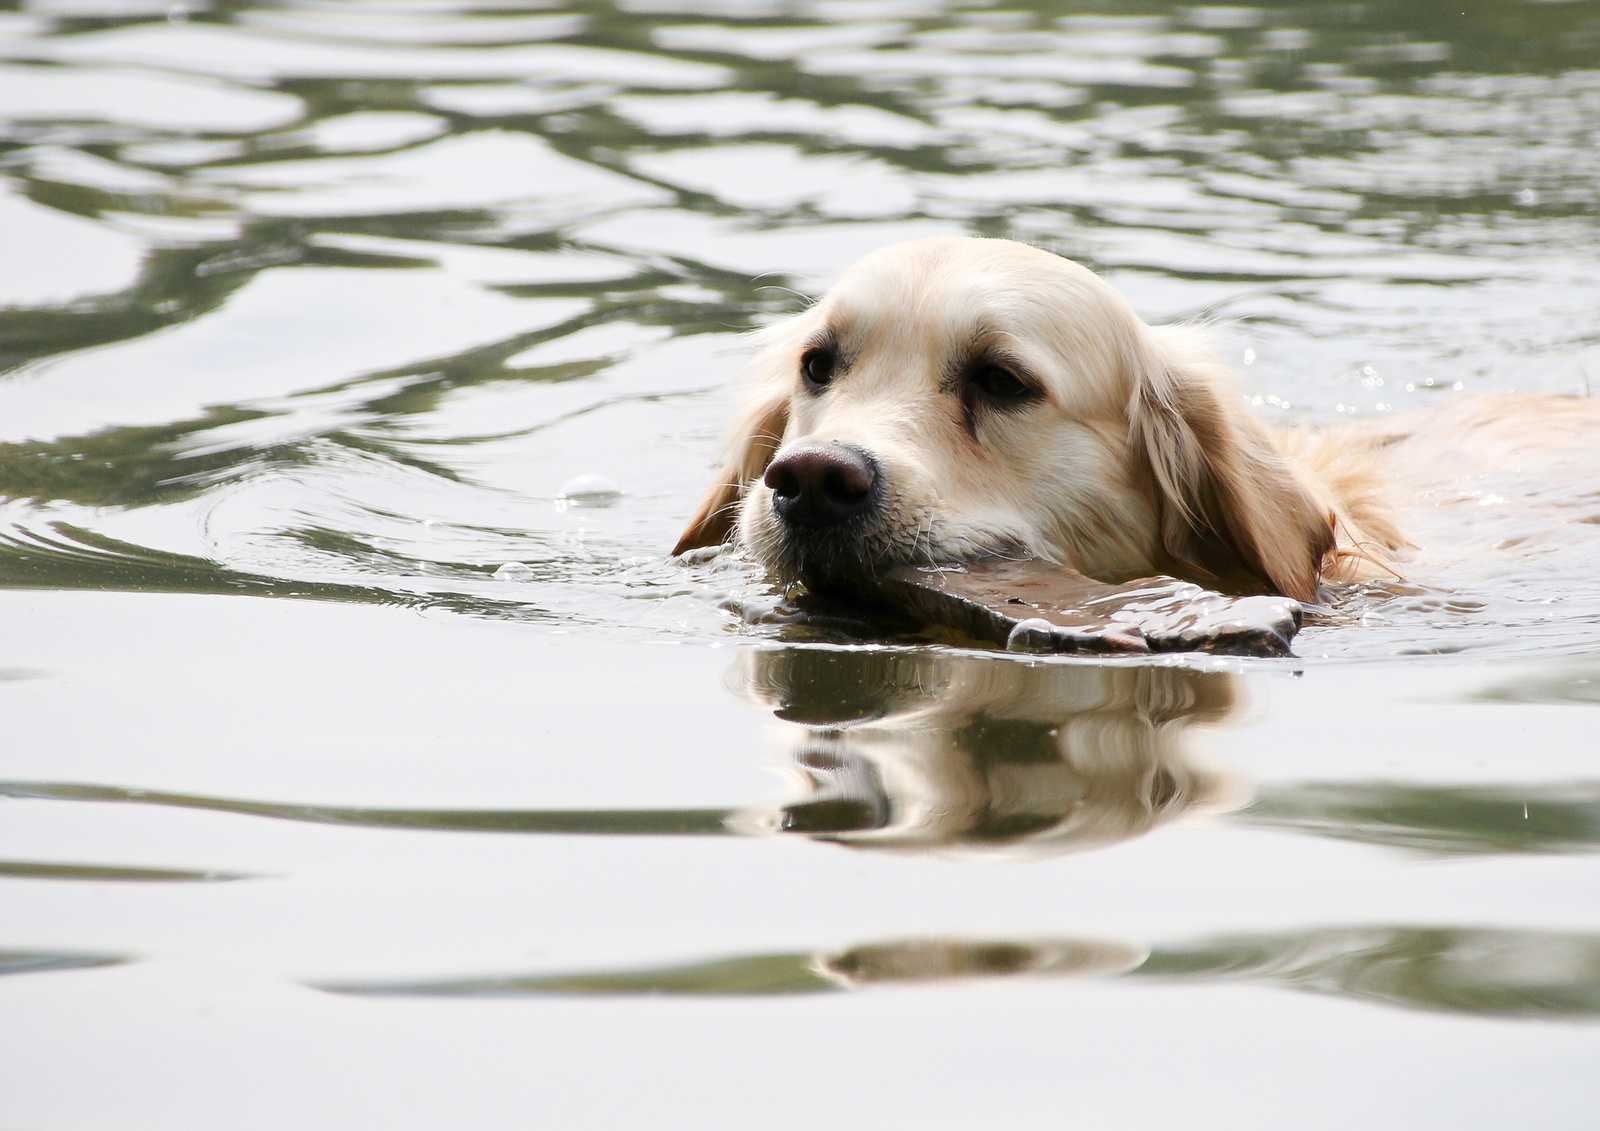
<box><xmin>2</xmin><ymin>1</ymin><xmax>1600</xmax><ymax>1127</ymax></box>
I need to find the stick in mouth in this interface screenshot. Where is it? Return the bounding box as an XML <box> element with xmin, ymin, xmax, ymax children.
<box><xmin>856</xmin><ymin>558</ymin><xmax>1304</xmax><ymax>657</ymax></box>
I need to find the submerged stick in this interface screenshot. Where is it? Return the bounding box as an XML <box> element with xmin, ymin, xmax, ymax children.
<box><xmin>866</xmin><ymin>559</ymin><xmax>1302</xmax><ymax>657</ymax></box>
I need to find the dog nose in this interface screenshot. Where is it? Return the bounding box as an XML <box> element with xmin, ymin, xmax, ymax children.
<box><xmin>764</xmin><ymin>443</ymin><xmax>878</xmax><ymax>528</ymax></box>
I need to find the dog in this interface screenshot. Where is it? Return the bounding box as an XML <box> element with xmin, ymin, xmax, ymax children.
<box><xmin>674</xmin><ymin>236</ymin><xmax>1600</xmax><ymax>602</ymax></box>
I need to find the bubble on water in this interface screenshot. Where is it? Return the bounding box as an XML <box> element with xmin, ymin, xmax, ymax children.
<box><xmin>677</xmin><ymin>545</ymin><xmax>722</xmax><ymax>564</ymax></box>
<box><xmin>1516</xmin><ymin>188</ymin><xmax>1538</xmax><ymax>206</ymax></box>
<box><xmin>556</xmin><ymin>474</ymin><xmax>622</xmax><ymax>509</ymax></box>
<box><xmin>494</xmin><ymin>562</ymin><xmax>534</xmax><ymax>582</ymax></box>
<box><xmin>1006</xmin><ymin>618</ymin><xmax>1061</xmax><ymax>653</ymax></box>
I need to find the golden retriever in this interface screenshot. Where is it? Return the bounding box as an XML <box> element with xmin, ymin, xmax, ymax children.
<box><xmin>673</xmin><ymin>235</ymin><xmax>1600</xmax><ymax>602</ymax></box>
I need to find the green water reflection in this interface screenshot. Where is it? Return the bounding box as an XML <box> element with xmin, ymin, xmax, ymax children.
<box><xmin>1243</xmin><ymin>781</ymin><xmax>1600</xmax><ymax>856</ymax></box>
<box><xmin>0</xmin><ymin>949</ymin><xmax>126</xmax><ymax>977</ymax></box>
<box><xmin>0</xmin><ymin>859</ymin><xmax>249</xmax><ymax>881</ymax></box>
<box><xmin>324</xmin><ymin>925</ymin><xmax>1600</xmax><ymax>1021</ymax></box>
<box><xmin>10</xmin><ymin>647</ymin><xmax>1599</xmax><ymax>859</ymax></box>
<box><xmin>0</xmin><ymin>779</ymin><xmax>737</xmax><ymax>836</ymax></box>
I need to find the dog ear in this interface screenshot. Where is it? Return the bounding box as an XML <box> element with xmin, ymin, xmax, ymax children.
<box><xmin>672</xmin><ymin>383</ymin><xmax>791</xmax><ymax>556</ymax></box>
<box><xmin>1131</xmin><ymin>332</ymin><xmax>1334</xmax><ymax>602</ymax></box>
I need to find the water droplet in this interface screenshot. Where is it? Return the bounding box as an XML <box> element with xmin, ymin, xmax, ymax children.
<box><xmin>1243</xmin><ymin>348</ymin><xmax>1256</xmax><ymax>365</ymax></box>
<box><xmin>556</xmin><ymin>473</ymin><xmax>622</xmax><ymax>509</ymax></box>
<box><xmin>494</xmin><ymin>562</ymin><xmax>534</xmax><ymax>582</ymax></box>
<box><xmin>1006</xmin><ymin>618</ymin><xmax>1060</xmax><ymax>652</ymax></box>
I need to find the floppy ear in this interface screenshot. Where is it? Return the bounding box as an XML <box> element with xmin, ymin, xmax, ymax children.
<box><xmin>671</xmin><ymin>382</ymin><xmax>791</xmax><ymax>556</ymax></box>
<box><xmin>1131</xmin><ymin>331</ymin><xmax>1334</xmax><ymax>602</ymax></box>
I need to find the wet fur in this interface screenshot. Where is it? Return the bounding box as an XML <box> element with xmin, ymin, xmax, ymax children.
<box><xmin>674</xmin><ymin>236</ymin><xmax>1590</xmax><ymax>601</ymax></box>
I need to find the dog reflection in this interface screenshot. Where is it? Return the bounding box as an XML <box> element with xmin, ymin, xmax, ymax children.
<box><xmin>816</xmin><ymin>936</ymin><xmax>1146</xmax><ymax>987</ymax></box>
<box><xmin>731</xmin><ymin>648</ymin><xmax>1244</xmax><ymax>859</ymax></box>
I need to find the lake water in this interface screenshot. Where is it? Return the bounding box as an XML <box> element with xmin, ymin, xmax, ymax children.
<box><xmin>3</xmin><ymin>0</ymin><xmax>1600</xmax><ymax>1126</ymax></box>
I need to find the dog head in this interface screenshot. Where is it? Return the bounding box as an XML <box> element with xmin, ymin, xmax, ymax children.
<box><xmin>675</xmin><ymin>237</ymin><xmax>1334</xmax><ymax>602</ymax></box>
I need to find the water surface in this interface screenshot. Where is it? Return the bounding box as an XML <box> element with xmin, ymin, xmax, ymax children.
<box><xmin>2</xmin><ymin>0</ymin><xmax>1600</xmax><ymax>1127</ymax></box>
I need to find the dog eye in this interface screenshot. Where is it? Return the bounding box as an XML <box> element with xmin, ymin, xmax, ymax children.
<box><xmin>801</xmin><ymin>347</ymin><xmax>836</xmax><ymax>390</ymax></box>
<box><xmin>968</xmin><ymin>363</ymin><xmax>1035</xmax><ymax>404</ymax></box>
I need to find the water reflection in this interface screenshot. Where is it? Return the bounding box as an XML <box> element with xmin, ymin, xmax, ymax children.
<box><xmin>3</xmin><ymin>647</ymin><xmax>1243</xmax><ymax>862</ymax></box>
<box><xmin>1473</xmin><ymin>662</ymin><xmax>1600</xmax><ymax>707</ymax></box>
<box><xmin>0</xmin><ymin>949</ymin><xmax>126</xmax><ymax>978</ymax></box>
<box><xmin>2</xmin><ymin>647</ymin><xmax>1245</xmax><ymax>866</ymax></box>
<box><xmin>0</xmin><ymin>3</ymin><xmax>1597</xmax><ymax>1115</ymax></box>
<box><xmin>4</xmin><ymin>636</ymin><xmax>1246</xmax><ymax>864</ymax></box>
<box><xmin>732</xmin><ymin>647</ymin><xmax>1243</xmax><ymax>859</ymax></box>
<box><xmin>0</xmin><ymin>859</ymin><xmax>249</xmax><ymax>881</ymax></box>
<box><xmin>1137</xmin><ymin>926</ymin><xmax>1600</xmax><ymax>1020</ymax></box>
<box><xmin>0</xmin><ymin>779</ymin><xmax>736</xmax><ymax>836</ymax></box>
<box><xmin>1242</xmin><ymin>780</ymin><xmax>1600</xmax><ymax>856</ymax></box>
<box><xmin>15</xmin><ymin>756</ymin><xmax>1599</xmax><ymax>860</ymax></box>
<box><xmin>325</xmin><ymin>926</ymin><xmax>1600</xmax><ymax>1021</ymax></box>
<box><xmin>325</xmin><ymin>937</ymin><xmax>1148</xmax><ymax>998</ymax></box>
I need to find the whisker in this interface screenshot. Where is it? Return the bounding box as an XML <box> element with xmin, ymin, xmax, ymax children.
<box><xmin>1330</xmin><ymin>513</ymin><xmax>1405</xmax><ymax>582</ymax></box>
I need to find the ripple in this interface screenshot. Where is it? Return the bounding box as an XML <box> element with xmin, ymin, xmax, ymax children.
<box><xmin>193</xmin><ymin>130</ymin><xmax>670</xmax><ymax>219</ymax></box>
<box><xmin>0</xmin><ymin>859</ymin><xmax>252</xmax><ymax>881</ymax></box>
<box><xmin>0</xmin><ymin>949</ymin><xmax>127</xmax><ymax>978</ymax></box>
<box><xmin>0</xmin><ymin>60</ymin><xmax>303</xmax><ymax>133</ymax></box>
<box><xmin>5</xmin><ymin>23</ymin><xmax>733</xmax><ymax>85</ymax></box>
<box><xmin>0</xmin><ymin>0</ymin><xmax>1597</xmax><ymax>663</ymax></box>
<box><xmin>320</xmin><ymin>926</ymin><xmax>1600</xmax><ymax>1019</ymax></box>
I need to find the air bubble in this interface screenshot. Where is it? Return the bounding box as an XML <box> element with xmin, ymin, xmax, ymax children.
<box><xmin>1006</xmin><ymin>618</ymin><xmax>1061</xmax><ymax>653</ymax></box>
<box><xmin>556</xmin><ymin>474</ymin><xmax>622</xmax><ymax>509</ymax></box>
<box><xmin>494</xmin><ymin>562</ymin><xmax>534</xmax><ymax>582</ymax></box>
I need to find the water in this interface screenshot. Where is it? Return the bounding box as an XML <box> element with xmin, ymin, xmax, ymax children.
<box><xmin>2</xmin><ymin>0</ymin><xmax>1599</xmax><ymax>1126</ymax></box>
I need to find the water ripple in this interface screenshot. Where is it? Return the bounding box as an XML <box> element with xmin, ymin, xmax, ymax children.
<box><xmin>0</xmin><ymin>0</ymin><xmax>1597</xmax><ymax>659</ymax></box>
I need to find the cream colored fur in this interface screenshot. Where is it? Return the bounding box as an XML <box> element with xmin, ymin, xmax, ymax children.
<box><xmin>675</xmin><ymin>236</ymin><xmax>1594</xmax><ymax>600</ymax></box>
